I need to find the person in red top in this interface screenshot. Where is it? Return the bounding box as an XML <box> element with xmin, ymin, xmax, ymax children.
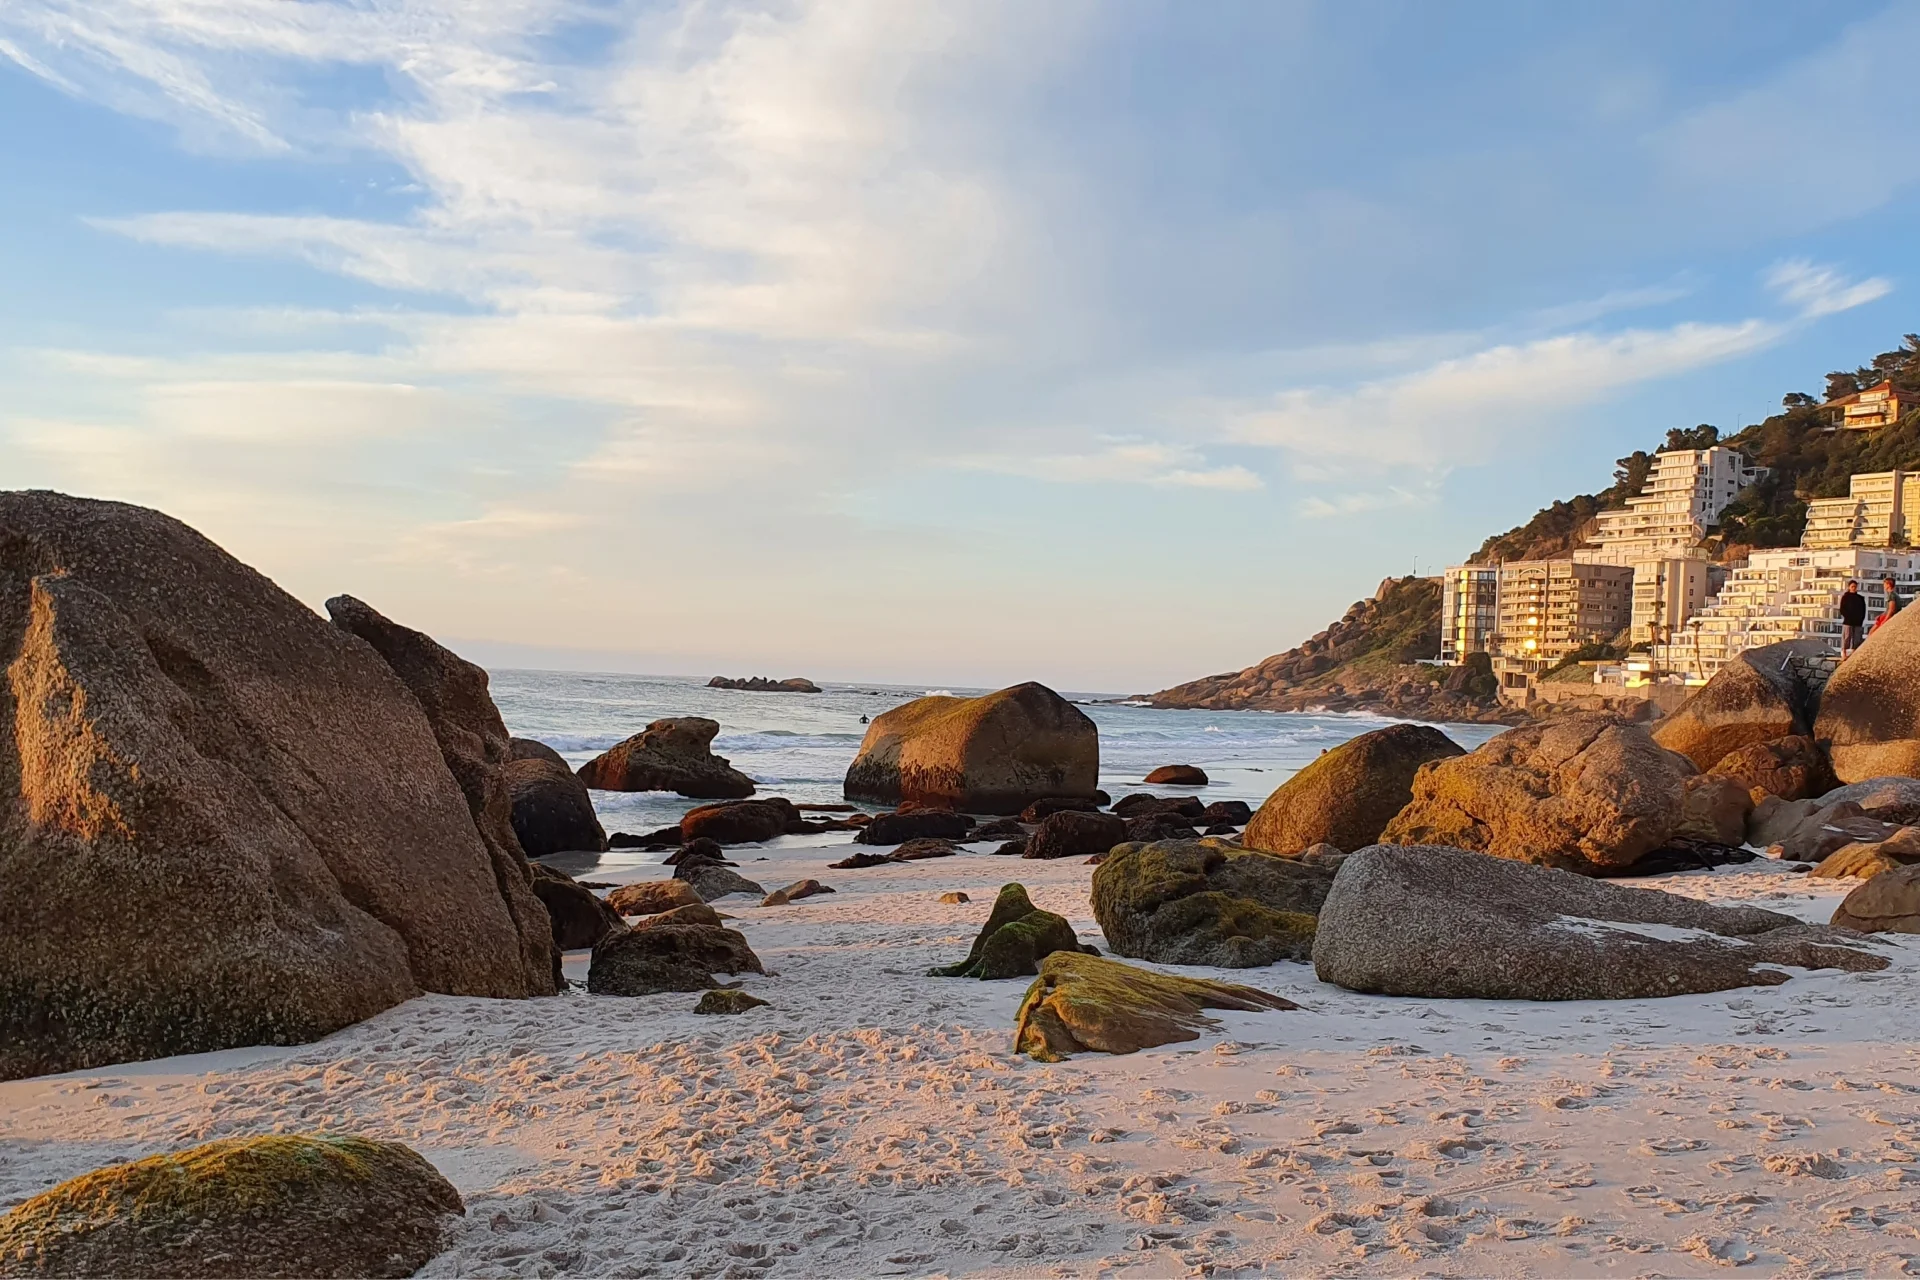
<box><xmin>1871</xmin><ymin>576</ymin><xmax>1902</xmax><ymax>636</ymax></box>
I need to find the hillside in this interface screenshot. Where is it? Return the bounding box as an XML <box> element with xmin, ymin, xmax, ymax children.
<box><xmin>1146</xmin><ymin>577</ymin><xmax>1518</xmax><ymax>722</ymax></box>
<box><xmin>1149</xmin><ymin>333</ymin><xmax>1920</xmax><ymax>721</ymax></box>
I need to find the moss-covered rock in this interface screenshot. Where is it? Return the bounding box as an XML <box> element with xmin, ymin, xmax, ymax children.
<box><xmin>0</xmin><ymin>1134</ymin><xmax>462</xmax><ymax>1279</ymax></box>
<box><xmin>693</xmin><ymin>988</ymin><xmax>770</xmax><ymax>1014</ymax></box>
<box><xmin>1243</xmin><ymin>724</ymin><xmax>1463</xmax><ymax>854</ymax></box>
<box><xmin>587</xmin><ymin>923</ymin><xmax>763</xmax><ymax>995</ymax></box>
<box><xmin>931</xmin><ymin>883</ymin><xmax>1097</xmax><ymax>979</ymax></box>
<box><xmin>1090</xmin><ymin>839</ymin><xmax>1331</xmax><ymax>967</ymax></box>
<box><xmin>1013</xmin><ymin>952</ymin><xmax>1297</xmax><ymax>1061</ymax></box>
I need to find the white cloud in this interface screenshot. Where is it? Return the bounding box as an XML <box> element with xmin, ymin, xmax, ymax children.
<box><xmin>1765</xmin><ymin>259</ymin><xmax>1892</xmax><ymax>320</ymax></box>
<box><xmin>952</xmin><ymin>440</ymin><xmax>1262</xmax><ymax>491</ymax></box>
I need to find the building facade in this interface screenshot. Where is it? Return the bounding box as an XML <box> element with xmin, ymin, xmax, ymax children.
<box><xmin>1573</xmin><ymin>446</ymin><xmax>1767</xmax><ymax>567</ymax></box>
<box><xmin>1630</xmin><ymin>557</ymin><xmax>1715</xmax><ymax>646</ymax></box>
<box><xmin>1802</xmin><ymin>470</ymin><xmax>1920</xmax><ymax>549</ymax></box>
<box><xmin>1823</xmin><ymin>381</ymin><xmax>1910</xmax><ymax>431</ymax></box>
<box><xmin>1439</xmin><ymin>564</ymin><xmax>1501</xmax><ymax>663</ymax></box>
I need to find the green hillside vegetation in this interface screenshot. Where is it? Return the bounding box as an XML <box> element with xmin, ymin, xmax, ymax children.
<box><xmin>1476</xmin><ymin>334</ymin><xmax>1920</xmax><ymax>561</ymax></box>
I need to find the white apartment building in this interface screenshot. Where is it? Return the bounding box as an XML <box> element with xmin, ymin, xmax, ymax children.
<box><xmin>1439</xmin><ymin>564</ymin><xmax>1500</xmax><ymax>663</ymax></box>
<box><xmin>1649</xmin><ymin>546</ymin><xmax>1920</xmax><ymax>681</ymax></box>
<box><xmin>1803</xmin><ymin>470</ymin><xmax>1920</xmax><ymax>549</ymax></box>
<box><xmin>1574</xmin><ymin>446</ymin><xmax>1767</xmax><ymax>567</ymax></box>
<box><xmin>1572</xmin><ymin>446</ymin><xmax>1766</xmax><ymax>643</ymax></box>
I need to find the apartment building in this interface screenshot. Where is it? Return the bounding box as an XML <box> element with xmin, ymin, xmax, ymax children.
<box><xmin>1493</xmin><ymin>560</ymin><xmax>1633</xmax><ymax>666</ymax></box>
<box><xmin>1649</xmin><ymin>547</ymin><xmax>1920</xmax><ymax>680</ymax></box>
<box><xmin>1630</xmin><ymin>557</ymin><xmax>1716</xmax><ymax>645</ymax></box>
<box><xmin>1438</xmin><ymin>564</ymin><xmax>1500</xmax><ymax>663</ymax></box>
<box><xmin>1802</xmin><ymin>470</ymin><xmax>1920</xmax><ymax>549</ymax></box>
<box><xmin>1574</xmin><ymin>446</ymin><xmax>1767</xmax><ymax>567</ymax></box>
<box><xmin>1823</xmin><ymin>380</ymin><xmax>1910</xmax><ymax>431</ymax></box>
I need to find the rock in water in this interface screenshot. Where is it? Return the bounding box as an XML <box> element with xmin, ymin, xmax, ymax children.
<box><xmin>1313</xmin><ymin>844</ymin><xmax>1887</xmax><ymax>1000</ymax></box>
<box><xmin>575</xmin><ymin>717</ymin><xmax>756</xmax><ymax>798</ymax></box>
<box><xmin>1091</xmin><ymin>839</ymin><xmax>1330</xmax><ymax>966</ymax></box>
<box><xmin>680</xmin><ymin>798</ymin><xmax>801</xmax><ymax>844</ymax></box>
<box><xmin>0</xmin><ymin>1134</ymin><xmax>463</xmax><ymax>1279</ymax></box>
<box><xmin>1380</xmin><ymin>714</ymin><xmax>1694</xmax><ymax>874</ymax></box>
<box><xmin>1012</xmin><ymin>952</ymin><xmax>1297</xmax><ymax>1061</ymax></box>
<box><xmin>694</xmin><ymin>988</ymin><xmax>771</xmax><ymax>1014</ymax></box>
<box><xmin>1652</xmin><ymin>640</ymin><xmax>1823</xmax><ymax>771</ymax></box>
<box><xmin>1023</xmin><ymin>810</ymin><xmax>1128</xmax><ymax>860</ymax></box>
<box><xmin>931</xmin><ymin>883</ymin><xmax>1097</xmax><ymax>979</ymax></box>
<box><xmin>588</xmin><ymin>924</ymin><xmax>764</xmax><ymax>995</ymax></box>
<box><xmin>0</xmin><ymin>494</ymin><xmax>553</xmax><ymax>1081</ymax></box>
<box><xmin>1814</xmin><ymin>605</ymin><xmax>1920</xmax><ymax>782</ymax></box>
<box><xmin>508</xmin><ymin>736</ymin><xmax>569</xmax><ymax>767</ymax></box>
<box><xmin>843</xmin><ymin>681</ymin><xmax>1098</xmax><ymax>814</ymax></box>
<box><xmin>1144</xmin><ymin>764</ymin><xmax>1209</xmax><ymax>786</ymax></box>
<box><xmin>708</xmin><ymin>675</ymin><xmax>821</xmax><ymax>693</ymax></box>
<box><xmin>606</xmin><ymin>878</ymin><xmax>703</xmax><ymax>916</ymax></box>
<box><xmin>505</xmin><ymin>757</ymin><xmax>608</xmax><ymax>856</ymax></box>
<box><xmin>1244</xmin><ymin>724</ymin><xmax>1463</xmax><ymax>855</ymax></box>
<box><xmin>528</xmin><ymin>863</ymin><xmax>626</xmax><ymax>951</ymax></box>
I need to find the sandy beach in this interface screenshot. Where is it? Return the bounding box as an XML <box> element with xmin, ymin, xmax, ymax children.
<box><xmin>4</xmin><ymin>842</ymin><xmax>1915</xmax><ymax>1279</ymax></box>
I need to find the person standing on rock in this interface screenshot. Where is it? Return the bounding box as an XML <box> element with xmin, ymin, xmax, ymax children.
<box><xmin>1840</xmin><ymin>579</ymin><xmax>1867</xmax><ymax>657</ymax></box>
<box><xmin>1871</xmin><ymin>576</ymin><xmax>1902</xmax><ymax>637</ymax></box>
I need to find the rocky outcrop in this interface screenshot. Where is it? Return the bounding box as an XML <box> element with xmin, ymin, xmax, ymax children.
<box><xmin>1707</xmin><ymin>735</ymin><xmax>1835</xmax><ymax>801</ymax></box>
<box><xmin>1313</xmin><ymin>844</ymin><xmax>1887</xmax><ymax>1000</ymax></box>
<box><xmin>529</xmin><ymin>863</ymin><xmax>626</xmax><ymax>951</ymax></box>
<box><xmin>606</xmin><ymin>878</ymin><xmax>702</xmax><ymax>916</ymax></box>
<box><xmin>930</xmin><ymin>883</ymin><xmax>1098</xmax><ymax>979</ymax></box>
<box><xmin>1013</xmin><ymin>952</ymin><xmax>1297</xmax><ymax>1061</ymax></box>
<box><xmin>1831</xmin><ymin>863</ymin><xmax>1920</xmax><ymax>934</ymax></box>
<box><xmin>0</xmin><ymin>494</ymin><xmax>555</xmax><ymax>1081</ymax></box>
<box><xmin>1815</xmin><ymin>605</ymin><xmax>1920</xmax><ymax>782</ymax></box>
<box><xmin>1112</xmin><ymin>793</ymin><xmax>1204</xmax><ymax>820</ymax></box>
<box><xmin>1820</xmin><ymin>776</ymin><xmax>1920</xmax><ymax>825</ymax></box>
<box><xmin>1144</xmin><ymin>765</ymin><xmax>1208</xmax><ymax>786</ymax></box>
<box><xmin>0</xmin><ymin>1134</ymin><xmax>463</xmax><ymax>1280</ymax></box>
<box><xmin>1379</xmin><ymin>714</ymin><xmax>1695</xmax><ymax>874</ymax></box>
<box><xmin>844</xmin><ymin>682</ymin><xmax>1098</xmax><ymax>814</ymax></box>
<box><xmin>587</xmin><ymin>924</ymin><xmax>764</xmax><ymax>996</ymax></box>
<box><xmin>708</xmin><ymin>675</ymin><xmax>821</xmax><ymax>692</ymax></box>
<box><xmin>1651</xmin><ymin>640</ymin><xmax>1823</xmax><ymax>771</ymax></box>
<box><xmin>856</xmin><ymin>809</ymin><xmax>974</xmax><ymax>845</ymax></box>
<box><xmin>1023</xmin><ymin>810</ymin><xmax>1127</xmax><ymax>860</ymax></box>
<box><xmin>509</xmin><ymin>737</ymin><xmax>569</xmax><ymax>767</ymax></box>
<box><xmin>1675</xmin><ymin>774</ymin><xmax>1754</xmax><ymax>845</ymax></box>
<box><xmin>505</xmin><ymin>757</ymin><xmax>608</xmax><ymax>856</ymax></box>
<box><xmin>1244</xmin><ymin>724</ymin><xmax>1463</xmax><ymax>855</ymax></box>
<box><xmin>1812</xmin><ymin>827</ymin><xmax>1920</xmax><ymax>880</ymax></box>
<box><xmin>680</xmin><ymin>798</ymin><xmax>801</xmax><ymax>844</ymax></box>
<box><xmin>576</xmin><ymin>718</ymin><xmax>756</xmax><ymax>798</ymax></box>
<box><xmin>1091</xmin><ymin>839</ymin><xmax>1334</xmax><ymax>967</ymax></box>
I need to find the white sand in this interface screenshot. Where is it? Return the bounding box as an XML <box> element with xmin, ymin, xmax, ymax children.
<box><xmin>3</xmin><ymin>846</ymin><xmax>1918</xmax><ymax>1278</ymax></box>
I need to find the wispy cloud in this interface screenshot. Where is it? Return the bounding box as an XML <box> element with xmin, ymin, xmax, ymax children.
<box><xmin>1765</xmin><ymin>259</ymin><xmax>1893</xmax><ymax>320</ymax></box>
<box><xmin>954</xmin><ymin>440</ymin><xmax>1262</xmax><ymax>491</ymax></box>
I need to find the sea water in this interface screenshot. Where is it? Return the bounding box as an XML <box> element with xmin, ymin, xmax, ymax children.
<box><xmin>488</xmin><ymin>669</ymin><xmax>1505</xmax><ymax>879</ymax></box>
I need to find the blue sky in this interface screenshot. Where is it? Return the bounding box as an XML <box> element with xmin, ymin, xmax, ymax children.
<box><xmin>3</xmin><ymin>0</ymin><xmax>1917</xmax><ymax>690</ymax></box>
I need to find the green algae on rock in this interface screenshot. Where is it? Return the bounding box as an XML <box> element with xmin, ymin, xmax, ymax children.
<box><xmin>694</xmin><ymin>988</ymin><xmax>771</xmax><ymax>1014</ymax></box>
<box><xmin>930</xmin><ymin>883</ymin><xmax>1098</xmax><ymax>980</ymax></box>
<box><xmin>0</xmin><ymin>1134</ymin><xmax>462</xmax><ymax>1279</ymax></box>
<box><xmin>1013</xmin><ymin>952</ymin><xmax>1297</xmax><ymax>1061</ymax></box>
<box><xmin>1090</xmin><ymin>839</ymin><xmax>1330</xmax><ymax>967</ymax></box>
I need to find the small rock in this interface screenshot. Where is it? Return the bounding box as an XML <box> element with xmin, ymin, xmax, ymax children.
<box><xmin>939</xmin><ymin>891</ymin><xmax>971</xmax><ymax>904</ymax></box>
<box><xmin>1144</xmin><ymin>765</ymin><xmax>1208</xmax><ymax>786</ymax></box>
<box><xmin>606</xmin><ymin>879</ymin><xmax>702</xmax><ymax>917</ymax></box>
<box><xmin>693</xmin><ymin>988</ymin><xmax>771</xmax><ymax>1014</ymax></box>
<box><xmin>762</xmin><ymin>879</ymin><xmax>834</xmax><ymax>906</ymax></box>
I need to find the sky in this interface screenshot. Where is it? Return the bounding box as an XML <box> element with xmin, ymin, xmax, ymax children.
<box><xmin>3</xmin><ymin>0</ymin><xmax>1918</xmax><ymax>692</ymax></box>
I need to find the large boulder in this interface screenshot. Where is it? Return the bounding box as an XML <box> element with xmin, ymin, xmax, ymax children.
<box><xmin>843</xmin><ymin>681</ymin><xmax>1098</xmax><ymax>814</ymax></box>
<box><xmin>1812</xmin><ymin>827</ymin><xmax>1920</xmax><ymax>880</ymax></box>
<box><xmin>1013</xmin><ymin>952</ymin><xmax>1297</xmax><ymax>1061</ymax></box>
<box><xmin>1674</xmin><ymin>774</ymin><xmax>1753</xmax><ymax>845</ymax></box>
<box><xmin>1244</xmin><ymin>724</ymin><xmax>1464</xmax><ymax>855</ymax></box>
<box><xmin>576</xmin><ymin>717</ymin><xmax>755</xmax><ymax>798</ymax></box>
<box><xmin>1091</xmin><ymin>839</ymin><xmax>1333</xmax><ymax>967</ymax></box>
<box><xmin>1831</xmin><ymin>863</ymin><xmax>1920</xmax><ymax>934</ymax></box>
<box><xmin>680</xmin><ymin>798</ymin><xmax>800</xmax><ymax>844</ymax></box>
<box><xmin>1144</xmin><ymin>765</ymin><xmax>1208</xmax><ymax>786</ymax></box>
<box><xmin>1313</xmin><ymin>844</ymin><xmax>1887</xmax><ymax>1000</ymax></box>
<box><xmin>1652</xmin><ymin>640</ymin><xmax>1823</xmax><ymax>771</ymax></box>
<box><xmin>509</xmin><ymin>736</ymin><xmax>569</xmax><ymax>767</ymax></box>
<box><xmin>587</xmin><ymin>923</ymin><xmax>764</xmax><ymax>995</ymax></box>
<box><xmin>674</xmin><ymin>861</ymin><xmax>767</xmax><ymax>901</ymax></box>
<box><xmin>1815</xmin><ymin>605</ymin><xmax>1920</xmax><ymax>782</ymax></box>
<box><xmin>0</xmin><ymin>1134</ymin><xmax>462</xmax><ymax>1279</ymax></box>
<box><xmin>0</xmin><ymin>494</ymin><xmax>553</xmax><ymax>1081</ymax></box>
<box><xmin>1768</xmin><ymin>801</ymin><xmax>1901</xmax><ymax>863</ymax></box>
<box><xmin>505</xmin><ymin>757</ymin><xmax>608</xmax><ymax>856</ymax></box>
<box><xmin>528</xmin><ymin>863</ymin><xmax>626</xmax><ymax>951</ymax></box>
<box><xmin>1379</xmin><ymin>714</ymin><xmax>1695</xmax><ymax>874</ymax></box>
<box><xmin>1707</xmin><ymin>735</ymin><xmax>1835</xmax><ymax>802</ymax></box>
<box><xmin>930</xmin><ymin>883</ymin><xmax>1098</xmax><ymax>979</ymax></box>
<box><xmin>1819</xmin><ymin>776</ymin><xmax>1920</xmax><ymax>825</ymax></box>
<box><xmin>606</xmin><ymin>878</ymin><xmax>703</xmax><ymax>916</ymax></box>
<box><xmin>1023</xmin><ymin>810</ymin><xmax>1128</xmax><ymax>860</ymax></box>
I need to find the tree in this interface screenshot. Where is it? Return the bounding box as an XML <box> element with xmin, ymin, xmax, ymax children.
<box><xmin>1662</xmin><ymin>424</ymin><xmax>1719</xmax><ymax>452</ymax></box>
<box><xmin>1782</xmin><ymin>392</ymin><xmax>1816</xmax><ymax>409</ymax></box>
<box><xmin>1826</xmin><ymin>370</ymin><xmax>1863</xmax><ymax>400</ymax></box>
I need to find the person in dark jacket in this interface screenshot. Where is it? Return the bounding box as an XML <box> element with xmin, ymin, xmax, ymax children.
<box><xmin>1840</xmin><ymin>579</ymin><xmax>1867</xmax><ymax>656</ymax></box>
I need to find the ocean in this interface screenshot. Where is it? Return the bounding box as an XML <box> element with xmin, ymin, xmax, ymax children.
<box><xmin>488</xmin><ymin>670</ymin><xmax>1505</xmax><ymax>881</ymax></box>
